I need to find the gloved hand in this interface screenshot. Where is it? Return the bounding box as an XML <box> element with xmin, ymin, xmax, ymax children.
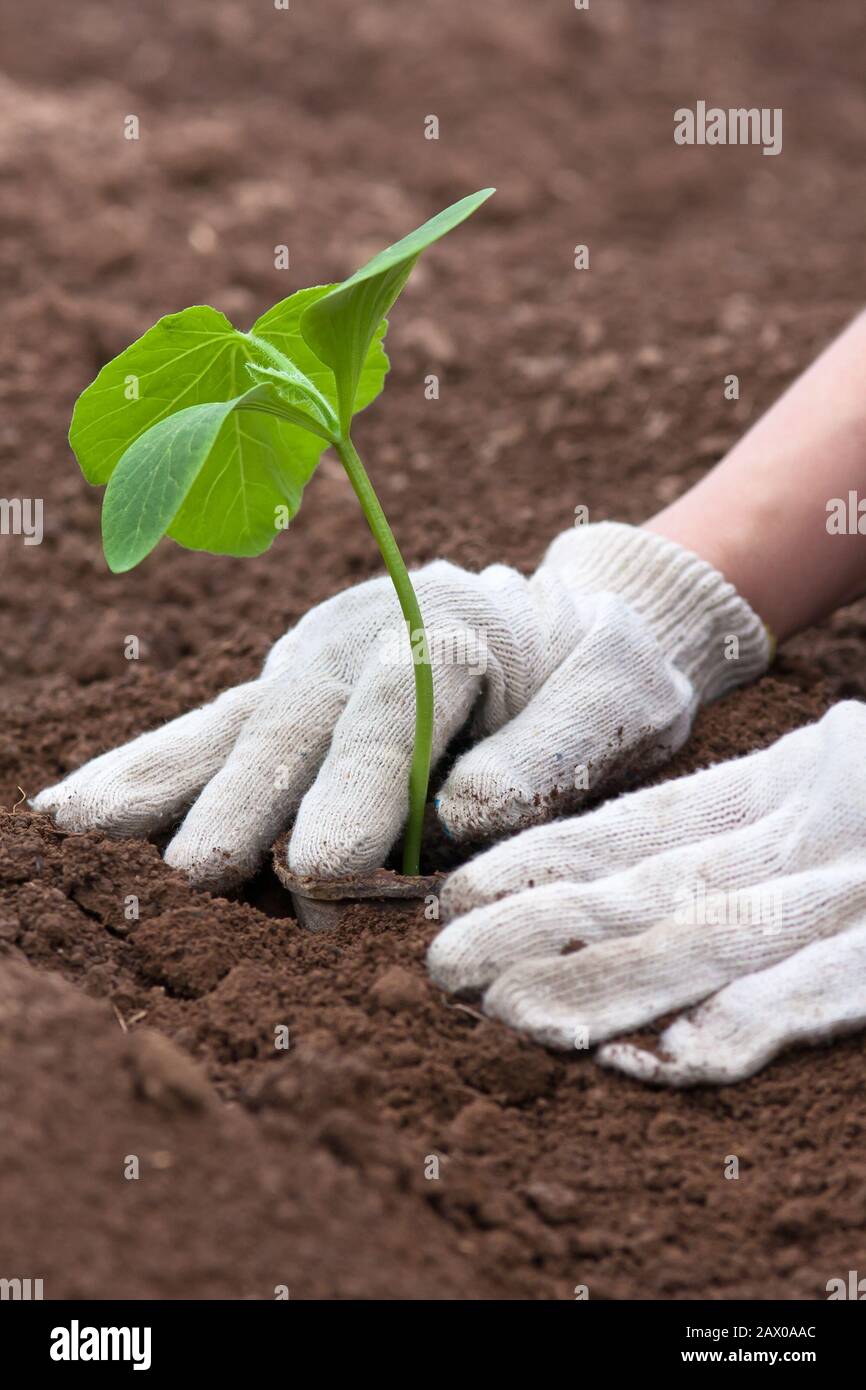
<box><xmin>33</xmin><ymin>522</ymin><xmax>769</xmax><ymax>888</ymax></box>
<box><xmin>428</xmin><ymin>701</ymin><xmax>866</xmax><ymax>1086</ymax></box>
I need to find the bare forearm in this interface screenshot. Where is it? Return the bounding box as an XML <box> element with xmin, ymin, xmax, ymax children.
<box><xmin>647</xmin><ymin>310</ymin><xmax>866</xmax><ymax>641</ymax></box>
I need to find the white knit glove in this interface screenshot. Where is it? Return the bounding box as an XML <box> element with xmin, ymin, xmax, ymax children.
<box><xmin>34</xmin><ymin>523</ymin><xmax>769</xmax><ymax>888</ymax></box>
<box><xmin>428</xmin><ymin>701</ymin><xmax>866</xmax><ymax>1086</ymax></box>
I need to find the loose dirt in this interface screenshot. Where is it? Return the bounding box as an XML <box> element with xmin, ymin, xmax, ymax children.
<box><xmin>1</xmin><ymin>0</ymin><xmax>865</xmax><ymax>1298</ymax></box>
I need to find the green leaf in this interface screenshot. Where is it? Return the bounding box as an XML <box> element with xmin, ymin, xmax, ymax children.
<box><xmin>68</xmin><ymin>289</ymin><xmax>390</xmax><ymax>565</ymax></box>
<box><xmin>300</xmin><ymin>188</ymin><xmax>495</xmax><ymax>434</ymax></box>
<box><xmin>101</xmin><ymin>384</ymin><xmax>301</xmax><ymax>572</ymax></box>
<box><xmin>71</xmin><ymin>305</ymin><xmax>267</xmax><ymax>484</ymax></box>
<box><xmin>251</xmin><ymin>284</ymin><xmax>389</xmax><ymax>422</ymax></box>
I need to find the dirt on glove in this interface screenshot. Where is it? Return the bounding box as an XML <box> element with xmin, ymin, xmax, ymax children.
<box><xmin>2</xmin><ymin>0</ymin><xmax>866</xmax><ymax>1299</ymax></box>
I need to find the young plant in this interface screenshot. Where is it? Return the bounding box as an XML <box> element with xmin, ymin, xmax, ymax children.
<box><xmin>68</xmin><ymin>188</ymin><xmax>495</xmax><ymax>877</ymax></box>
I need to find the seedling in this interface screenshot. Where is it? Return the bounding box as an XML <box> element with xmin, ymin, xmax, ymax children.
<box><xmin>68</xmin><ymin>188</ymin><xmax>495</xmax><ymax>877</ymax></box>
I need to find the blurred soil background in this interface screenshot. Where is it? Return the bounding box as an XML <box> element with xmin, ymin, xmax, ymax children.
<box><xmin>1</xmin><ymin>0</ymin><xmax>865</xmax><ymax>1298</ymax></box>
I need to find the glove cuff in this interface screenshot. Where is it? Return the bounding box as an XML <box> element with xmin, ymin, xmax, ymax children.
<box><xmin>540</xmin><ymin>521</ymin><xmax>772</xmax><ymax>703</ymax></box>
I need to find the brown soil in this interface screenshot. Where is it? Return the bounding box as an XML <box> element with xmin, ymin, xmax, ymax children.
<box><xmin>2</xmin><ymin>0</ymin><xmax>865</xmax><ymax>1299</ymax></box>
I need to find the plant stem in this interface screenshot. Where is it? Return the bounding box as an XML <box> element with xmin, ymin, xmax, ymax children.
<box><xmin>335</xmin><ymin>437</ymin><xmax>433</xmax><ymax>877</ymax></box>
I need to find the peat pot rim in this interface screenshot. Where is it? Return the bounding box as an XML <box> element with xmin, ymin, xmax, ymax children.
<box><xmin>271</xmin><ymin>832</ymin><xmax>445</xmax><ymax>930</ymax></box>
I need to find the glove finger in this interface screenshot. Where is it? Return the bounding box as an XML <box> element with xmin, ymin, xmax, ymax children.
<box><xmin>437</xmin><ymin>820</ymin><xmax>805</xmax><ymax>989</ymax></box>
<box><xmin>434</xmin><ymin>825</ymin><xmax>773</xmax><ymax>993</ymax></box>
<box><xmin>434</xmin><ymin>833</ymin><xmax>762</xmax><ymax>995</ymax></box>
<box><xmin>439</xmin><ymin>710</ymin><xmax>826</xmax><ymax>920</ymax></box>
<box><xmin>289</xmin><ymin>655</ymin><xmax>481</xmax><ymax>878</ymax></box>
<box><xmin>481</xmin><ymin>861</ymin><xmax>866</xmax><ymax>1049</ymax></box>
<box><xmin>481</xmin><ymin>918</ymin><xmax>728</xmax><ymax>1051</ymax></box>
<box><xmin>429</xmin><ymin>882</ymin><xmax>614</xmax><ymax>994</ymax></box>
<box><xmin>436</xmin><ymin>592</ymin><xmax>695</xmax><ymax>842</ymax></box>
<box><xmin>164</xmin><ymin>669</ymin><xmax>348</xmax><ymax>888</ymax></box>
<box><xmin>598</xmin><ymin>920</ymin><xmax>866</xmax><ymax>1086</ymax></box>
<box><xmin>31</xmin><ymin>679</ymin><xmax>262</xmax><ymax>836</ymax></box>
